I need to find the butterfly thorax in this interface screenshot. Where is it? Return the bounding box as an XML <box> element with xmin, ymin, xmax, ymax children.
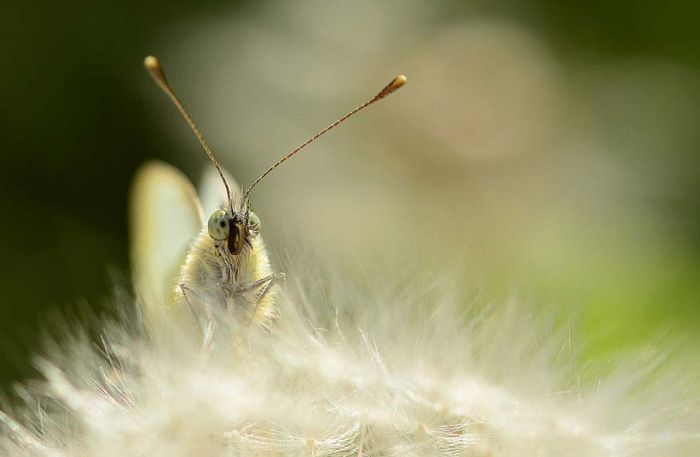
<box><xmin>176</xmin><ymin>227</ymin><xmax>276</xmax><ymax>320</ymax></box>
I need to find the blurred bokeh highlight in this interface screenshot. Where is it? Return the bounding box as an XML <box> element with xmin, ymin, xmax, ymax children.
<box><xmin>1</xmin><ymin>0</ymin><xmax>699</xmax><ymax>385</ymax></box>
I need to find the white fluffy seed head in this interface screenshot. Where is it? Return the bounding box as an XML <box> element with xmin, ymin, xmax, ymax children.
<box><xmin>0</xmin><ymin>267</ymin><xmax>699</xmax><ymax>456</ymax></box>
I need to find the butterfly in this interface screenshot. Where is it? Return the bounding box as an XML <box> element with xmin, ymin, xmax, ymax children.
<box><xmin>131</xmin><ymin>56</ymin><xmax>405</xmax><ymax>344</ymax></box>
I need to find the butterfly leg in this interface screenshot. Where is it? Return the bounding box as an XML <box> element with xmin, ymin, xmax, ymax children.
<box><xmin>236</xmin><ymin>273</ymin><xmax>286</xmax><ymax>326</ymax></box>
<box><xmin>179</xmin><ymin>283</ymin><xmax>216</xmax><ymax>349</ymax></box>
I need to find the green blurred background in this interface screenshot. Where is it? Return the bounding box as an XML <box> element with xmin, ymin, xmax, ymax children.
<box><xmin>1</xmin><ymin>0</ymin><xmax>699</xmax><ymax>386</ymax></box>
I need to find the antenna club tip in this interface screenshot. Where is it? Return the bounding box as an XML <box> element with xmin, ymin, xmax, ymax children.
<box><xmin>393</xmin><ymin>74</ymin><xmax>407</xmax><ymax>88</ymax></box>
<box><xmin>143</xmin><ymin>55</ymin><xmax>159</xmax><ymax>70</ymax></box>
<box><xmin>144</xmin><ymin>55</ymin><xmax>167</xmax><ymax>84</ymax></box>
<box><xmin>377</xmin><ymin>74</ymin><xmax>407</xmax><ymax>99</ymax></box>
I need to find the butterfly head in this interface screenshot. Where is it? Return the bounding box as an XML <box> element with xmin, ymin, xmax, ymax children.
<box><xmin>207</xmin><ymin>208</ymin><xmax>260</xmax><ymax>256</ymax></box>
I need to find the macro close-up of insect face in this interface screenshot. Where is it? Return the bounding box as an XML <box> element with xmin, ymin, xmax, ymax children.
<box><xmin>206</xmin><ymin>206</ymin><xmax>261</xmax><ymax>258</ymax></box>
<box><xmin>138</xmin><ymin>56</ymin><xmax>406</xmax><ymax>341</ymax></box>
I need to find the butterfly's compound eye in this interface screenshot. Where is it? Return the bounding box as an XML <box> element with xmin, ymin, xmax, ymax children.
<box><xmin>247</xmin><ymin>212</ymin><xmax>261</xmax><ymax>239</ymax></box>
<box><xmin>207</xmin><ymin>209</ymin><xmax>230</xmax><ymax>241</ymax></box>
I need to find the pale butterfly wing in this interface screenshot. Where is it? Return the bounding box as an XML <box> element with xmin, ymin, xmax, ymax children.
<box><xmin>130</xmin><ymin>161</ymin><xmax>204</xmax><ymax>330</ymax></box>
<box><xmin>198</xmin><ymin>164</ymin><xmax>241</xmax><ymax>216</ymax></box>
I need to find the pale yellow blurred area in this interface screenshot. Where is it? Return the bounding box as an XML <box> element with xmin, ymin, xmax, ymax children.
<box><xmin>149</xmin><ymin>0</ymin><xmax>700</xmax><ymax>358</ymax></box>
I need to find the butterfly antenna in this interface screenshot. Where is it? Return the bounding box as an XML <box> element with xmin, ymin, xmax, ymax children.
<box><xmin>243</xmin><ymin>74</ymin><xmax>407</xmax><ymax>201</ymax></box>
<box><xmin>144</xmin><ymin>55</ymin><xmax>235</xmax><ymax>214</ymax></box>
